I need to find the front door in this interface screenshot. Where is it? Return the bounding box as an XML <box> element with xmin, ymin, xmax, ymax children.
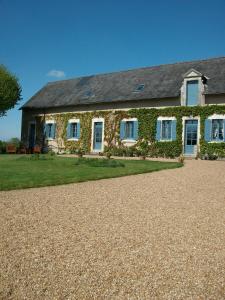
<box><xmin>184</xmin><ymin>120</ymin><xmax>198</xmax><ymax>155</ymax></box>
<box><xmin>29</xmin><ymin>123</ymin><xmax>36</xmax><ymax>149</ymax></box>
<box><xmin>93</xmin><ymin>122</ymin><xmax>103</xmax><ymax>151</ymax></box>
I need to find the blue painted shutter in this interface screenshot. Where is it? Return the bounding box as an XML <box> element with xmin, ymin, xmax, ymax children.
<box><xmin>120</xmin><ymin>121</ymin><xmax>125</xmax><ymax>140</ymax></box>
<box><xmin>66</xmin><ymin>123</ymin><xmax>71</xmax><ymax>139</ymax></box>
<box><xmin>51</xmin><ymin>123</ymin><xmax>56</xmax><ymax>139</ymax></box>
<box><xmin>171</xmin><ymin>120</ymin><xmax>177</xmax><ymax>140</ymax></box>
<box><xmin>223</xmin><ymin>120</ymin><xmax>225</xmax><ymax>142</ymax></box>
<box><xmin>77</xmin><ymin>122</ymin><xmax>80</xmax><ymax>139</ymax></box>
<box><xmin>133</xmin><ymin>121</ymin><xmax>138</xmax><ymax>140</ymax></box>
<box><xmin>156</xmin><ymin>120</ymin><xmax>161</xmax><ymax>141</ymax></box>
<box><xmin>204</xmin><ymin>119</ymin><xmax>211</xmax><ymax>142</ymax></box>
<box><xmin>45</xmin><ymin>123</ymin><xmax>50</xmax><ymax>138</ymax></box>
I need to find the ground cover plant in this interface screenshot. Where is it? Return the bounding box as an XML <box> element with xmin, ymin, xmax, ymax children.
<box><xmin>0</xmin><ymin>155</ymin><xmax>182</xmax><ymax>191</ymax></box>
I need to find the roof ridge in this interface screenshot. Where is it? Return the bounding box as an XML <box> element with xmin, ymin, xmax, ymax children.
<box><xmin>46</xmin><ymin>56</ymin><xmax>225</xmax><ymax>85</ymax></box>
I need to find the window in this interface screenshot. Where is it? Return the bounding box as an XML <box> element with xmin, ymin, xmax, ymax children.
<box><xmin>125</xmin><ymin>121</ymin><xmax>134</xmax><ymax>139</ymax></box>
<box><xmin>186</xmin><ymin>80</ymin><xmax>199</xmax><ymax>106</ymax></box>
<box><xmin>45</xmin><ymin>123</ymin><xmax>56</xmax><ymax>139</ymax></box>
<box><xmin>70</xmin><ymin>123</ymin><xmax>78</xmax><ymax>138</ymax></box>
<box><xmin>120</xmin><ymin>120</ymin><xmax>138</xmax><ymax>141</ymax></box>
<box><xmin>161</xmin><ymin>120</ymin><xmax>172</xmax><ymax>140</ymax></box>
<box><xmin>212</xmin><ymin>119</ymin><xmax>224</xmax><ymax>141</ymax></box>
<box><xmin>133</xmin><ymin>84</ymin><xmax>145</xmax><ymax>92</ymax></box>
<box><xmin>156</xmin><ymin>118</ymin><xmax>176</xmax><ymax>141</ymax></box>
<box><xmin>67</xmin><ymin>121</ymin><xmax>80</xmax><ymax>139</ymax></box>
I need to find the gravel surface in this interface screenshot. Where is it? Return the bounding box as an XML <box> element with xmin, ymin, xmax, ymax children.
<box><xmin>0</xmin><ymin>160</ymin><xmax>224</xmax><ymax>299</ymax></box>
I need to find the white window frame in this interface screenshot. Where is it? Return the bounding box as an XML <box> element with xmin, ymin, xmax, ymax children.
<box><xmin>67</xmin><ymin>119</ymin><xmax>80</xmax><ymax>141</ymax></box>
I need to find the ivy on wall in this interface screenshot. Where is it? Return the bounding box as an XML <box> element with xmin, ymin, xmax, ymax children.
<box><xmin>34</xmin><ymin>105</ymin><xmax>225</xmax><ymax>158</ymax></box>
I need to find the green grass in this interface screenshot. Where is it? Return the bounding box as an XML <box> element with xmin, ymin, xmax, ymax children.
<box><xmin>0</xmin><ymin>155</ymin><xmax>182</xmax><ymax>191</ymax></box>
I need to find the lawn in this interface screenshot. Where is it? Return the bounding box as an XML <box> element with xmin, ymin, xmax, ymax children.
<box><xmin>0</xmin><ymin>155</ymin><xmax>182</xmax><ymax>191</ymax></box>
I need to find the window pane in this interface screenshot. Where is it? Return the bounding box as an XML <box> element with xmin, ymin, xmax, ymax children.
<box><xmin>70</xmin><ymin>123</ymin><xmax>77</xmax><ymax>138</ymax></box>
<box><xmin>125</xmin><ymin>121</ymin><xmax>134</xmax><ymax>139</ymax></box>
<box><xmin>212</xmin><ymin>119</ymin><xmax>223</xmax><ymax>141</ymax></box>
<box><xmin>48</xmin><ymin>124</ymin><xmax>52</xmax><ymax>138</ymax></box>
<box><xmin>162</xmin><ymin>120</ymin><xmax>172</xmax><ymax>140</ymax></box>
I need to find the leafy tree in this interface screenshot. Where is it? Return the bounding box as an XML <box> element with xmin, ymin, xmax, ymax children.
<box><xmin>0</xmin><ymin>65</ymin><xmax>21</xmax><ymax>116</ymax></box>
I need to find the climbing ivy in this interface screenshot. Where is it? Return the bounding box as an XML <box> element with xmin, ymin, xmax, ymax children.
<box><xmin>35</xmin><ymin>105</ymin><xmax>225</xmax><ymax>158</ymax></box>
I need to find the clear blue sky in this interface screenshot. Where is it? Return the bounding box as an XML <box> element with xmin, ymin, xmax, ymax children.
<box><xmin>1</xmin><ymin>0</ymin><xmax>225</xmax><ymax>140</ymax></box>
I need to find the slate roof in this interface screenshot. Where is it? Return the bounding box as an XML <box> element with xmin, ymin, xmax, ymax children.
<box><xmin>22</xmin><ymin>57</ymin><xmax>225</xmax><ymax>109</ymax></box>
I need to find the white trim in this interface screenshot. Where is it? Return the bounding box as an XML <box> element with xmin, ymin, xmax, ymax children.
<box><xmin>157</xmin><ymin>116</ymin><xmax>176</xmax><ymax>121</ymax></box>
<box><xmin>91</xmin><ymin>117</ymin><xmax>104</xmax><ymax>153</ymax></box>
<box><xmin>67</xmin><ymin>138</ymin><xmax>79</xmax><ymax>141</ymax></box>
<box><xmin>45</xmin><ymin>119</ymin><xmax>56</xmax><ymax>124</ymax></box>
<box><xmin>68</xmin><ymin>118</ymin><xmax>80</xmax><ymax>123</ymax></box>
<box><xmin>182</xmin><ymin>116</ymin><xmax>201</xmax><ymax>156</ymax></box>
<box><xmin>208</xmin><ymin>114</ymin><xmax>225</xmax><ymax>120</ymax></box>
<box><xmin>121</xmin><ymin>117</ymin><xmax>138</xmax><ymax>122</ymax></box>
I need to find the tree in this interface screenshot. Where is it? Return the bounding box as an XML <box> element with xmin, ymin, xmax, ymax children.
<box><xmin>0</xmin><ymin>65</ymin><xmax>21</xmax><ymax>116</ymax></box>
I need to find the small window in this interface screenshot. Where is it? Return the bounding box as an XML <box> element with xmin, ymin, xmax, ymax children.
<box><xmin>84</xmin><ymin>90</ymin><xmax>94</xmax><ymax>98</ymax></box>
<box><xmin>211</xmin><ymin>119</ymin><xmax>224</xmax><ymax>141</ymax></box>
<box><xmin>70</xmin><ymin>123</ymin><xmax>78</xmax><ymax>138</ymax></box>
<box><xmin>45</xmin><ymin>123</ymin><xmax>55</xmax><ymax>139</ymax></box>
<box><xmin>125</xmin><ymin>121</ymin><xmax>134</xmax><ymax>139</ymax></box>
<box><xmin>133</xmin><ymin>84</ymin><xmax>145</xmax><ymax>92</ymax></box>
<box><xmin>67</xmin><ymin>121</ymin><xmax>80</xmax><ymax>139</ymax></box>
<box><xmin>161</xmin><ymin>120</ymin><xmax>172</xmax><ymax>140</ymax></box>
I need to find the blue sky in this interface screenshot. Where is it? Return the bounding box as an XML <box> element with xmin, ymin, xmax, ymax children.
<box><xmin>0</xmin><ymin>0</ymin><xmax>225</xmax><ymax>140</ymax></box>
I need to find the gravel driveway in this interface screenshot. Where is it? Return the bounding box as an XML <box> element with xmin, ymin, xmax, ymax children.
<box><xmin>0</xmin><ymin>160</ymin><xmax>224</xmax><ymax>299</ymax></box>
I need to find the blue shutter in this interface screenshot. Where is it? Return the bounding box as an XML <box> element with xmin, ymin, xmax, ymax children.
<box><xmin>133</xmin><ymin>121</ymin><xmax>138</xmax><ymax>140</ymax></box>
<box><xmin>66</xmin><ymin>123</ymin><xmax>71</xmax><ymax>139</ymax></box>
<box><xmin>120</xmin><ymin>121</ymin><xmax>125</xmax><ymax>140</ymax></box>
<box><xmin>77</xmin><ymin>122</ymin><xmax>80</xmax><ymax>139</ymax></box>
<box><xmin>171</xmin><ymin>120</ymin><xmax>177</xmax><ymax>140</ymax></box>
<box><xmin>156</xmin><ymin>120</ymin><xmax>161</xmax><ymax>141</ymax></box>
<box><xmin>204</xmin><ymin>119</ymin><xmax>211</xmax><ymax>142</ymax></box>
<box><xmin>52</xmin><ymin>123</ymin><xmax>56</xmax><ymax>139</ymax></box>
<box><xmin>223</xmin><ymin>120</ymin><xmax>225</xmax><ymax>142</ymax></box>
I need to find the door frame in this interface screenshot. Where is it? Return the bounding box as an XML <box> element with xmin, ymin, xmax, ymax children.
<box><xmin>91</xmin><ymin>118</ymin><xmax>105</xmax><ymax>153</ymax></box>
<box><xmin>182</xmin><ymin>116</ymin><xmax>200</xmax><ymax>156</ymax></box>
<box><xmin>28</xmin><ymin>121</ymin><xmax>36</xmax><ymax>148</ymax></box>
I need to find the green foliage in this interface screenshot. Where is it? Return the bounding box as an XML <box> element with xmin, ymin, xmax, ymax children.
<box><xmin>39</xmin><ymin>105</ymin><xmax>225</xmax><ymax>159</ymax></box>
<box><xmin>74</xmin><ymin>158</ymin><xmax>125</xmax><ymax>168</ymax></box>
<box><xmin>0</xmin><ymin>65</ymin><xmax>22</xmax><ymax>116</ymax></box>
<box><xmin>0</xmin><ymin>140</ymin><xmax>7</xmax><ymax>153</ymax></box>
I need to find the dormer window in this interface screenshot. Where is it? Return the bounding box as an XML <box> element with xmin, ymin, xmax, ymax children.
<box><xmin>181</xmin><ymin>69</ymin><xmax>206</xmax><ymax>106</ymax></box>
<box><xmin>133</xmin><ymin>84</ymin><xmax>145</xmax><ymax>93</ymax></box>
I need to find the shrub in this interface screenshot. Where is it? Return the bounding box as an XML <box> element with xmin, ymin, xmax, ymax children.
<box><xmin>74</xmin><ymin>158</ymin><xmax>125</xmax><ymax>168</ymax></box>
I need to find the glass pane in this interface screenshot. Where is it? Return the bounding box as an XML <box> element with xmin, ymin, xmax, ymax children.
<box><xmin>212</xmin><ymin>119</ymin><xmax>224</xmax><ymax>140</ymax></box>
<box><xmin>162</xmin><ymin>120</ymin><xmax>172</xmax><ymax>140</ymax></box>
